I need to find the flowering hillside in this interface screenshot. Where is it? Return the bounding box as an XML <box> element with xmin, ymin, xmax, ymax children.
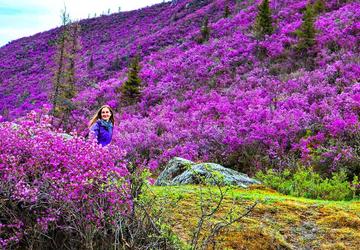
<box><xmin>0</xmin><ymin>0</ymin><xmax>360</xmax><ymax>174</ymax></box>
<box><xmin>1</xmin><ymin>0</ymin><xmax>360</xmax><ymax>248</ymax></box>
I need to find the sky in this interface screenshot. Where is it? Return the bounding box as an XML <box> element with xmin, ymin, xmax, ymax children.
<box><xmin>0</xmin><ymin>0</ymin><xmax>169</xmax><ymax>47</ymax></box>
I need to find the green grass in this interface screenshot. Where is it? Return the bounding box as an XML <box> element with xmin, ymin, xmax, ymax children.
<box><xmin>151</xmin><ymin>184</ymin><xmax>359</xmax><ymax>208</ymax></box>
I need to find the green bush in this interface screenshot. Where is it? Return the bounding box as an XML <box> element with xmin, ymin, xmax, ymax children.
<box><xmin>256</xmin><ymin>168</ymin><xmax>354</xmax><ymax>201</ymax></box>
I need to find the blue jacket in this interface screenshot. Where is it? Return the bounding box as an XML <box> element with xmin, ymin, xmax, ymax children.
<box><xmin>90</xmin><ymin>119</ymin><xmax>113</xmax><ymax>146</ymax></box>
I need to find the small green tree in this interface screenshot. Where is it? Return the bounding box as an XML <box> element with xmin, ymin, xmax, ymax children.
<box><xmin>200</xmin><ymin>16</ymin><xmax>210</xmax><ymax>43</ymax></box>
<box><xmin>120</xmin><ymin>56</ymin><xmax>142</xmax><ymax>106</ymax></box>
<box><xmin>57</xmin><ymin>23</ymin><xmax>81</xmax><ymax>130</ymax></box>
<box><xmin>253</xmin><ymin>0</ymin><xmax>274</xmax><ymax>39</ymax></box>
<box><xmin>51</xmin><ymin>7</ymin><xmax>80</xmax><ymax>130</ymax></box>
<box><xmin>52</xmin><ymin>8</ymin><xmax>70</xmax><ymax>117</ymax></box>
<box><xmin>88</xmin><ymin>54</ymin><xmax>94</xmax><ymax>69</ymax></box>
<box><xmin>223</xmin><ymin>4</ymin><xmax>231</xmax><ymax>18</ymax></box>
<box><xmin>295</xmin><ymin>4</ymin><xmax>317</xmax><ymax>52</ymax></box>
<box><xmin>109</xmin><ymin>55</ymin><xmax>121</xmax><ymax>71</ymax></box>
<box><xmin>66</xmin><ymin>23</ymin><xmax>80</xmax><ymax>94</ymax></box>
<box><xmin>313</xmin><ymin>0</ymin><xmax>326</xmax><ymax>15</ymax></box>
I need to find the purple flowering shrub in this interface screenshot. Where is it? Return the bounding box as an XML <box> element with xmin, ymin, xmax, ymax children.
<box><xmin>0</xmin><ymin>0</ymin><xmax>359</xmax><ymax>175</ymax></box>
<box><xmin>135</xmin><ymin>1</ymin><xmax>360</xmax><ymax>174</ymax></box>
<box><xmin>0</xmin><ymin>108</ymin><xmax>131</xmax><ymax>248</ymax></box>
<box><xmin>0</xmin><ymin>0</ymin><xmax>358</xmax><ymax>206</ymax></box>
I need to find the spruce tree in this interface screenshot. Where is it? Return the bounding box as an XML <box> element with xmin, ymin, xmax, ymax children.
<box><xmin>295</xmin><ymin>4</ymin><xmax>317</xmax><ymax>70</ymax></box>
<box><xmin>224</xmin><ymin>4</ymin><xmax>231</xmax><ymax>18</ymax></box>
<box><xmin>51</xmin><ymin>8</ymin><xmax>80</xmax><ymax>130</ymax></box>
<box><xmin>52</xmin><ymin>8</ymin><xmax>71</xmax><ymax>118</ymax></box>
<box><xmin>109</xmin><ymin>55</ymin><xmax>121</xmax><ymax>71</ymax></box>
<box><xmin>120</xmin><ymin>56</ymin><xmax>141</xmax><ymax>106</ymax></box>
<box><xmin>296</xmin><ymin>4</ymin><xmax>316</xmax><ymax>52</ymax></box>
<box><xmin>254</xmin><ymin>0</ymin><xmax>274</xmax><ymax>39</ymax></box>
<box><xmin>313</xmin><ymin>0</ymin><xmax>326</xmax><ymax>15</ymax></box>
<box><xmin>88</xmin><ymin>54</ymin><xmax>94</xmax><ymax>69</ymax></box>
<box><xmin>200</xmin><ymin>16</ymin><xmax>210</xmax><ymax>43</ymax></box>
<box><xmin>66</xmin><ymin>23</ymin><xmax>80</xmax><ymax>95</ymax></box>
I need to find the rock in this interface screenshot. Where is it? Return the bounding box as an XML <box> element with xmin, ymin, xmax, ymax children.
<box><xmin>59</xmin><ymin>133</ymin><xmax>73</xmax><ymax>140</ymax></box>
<box><xmin>154</xmin><ymin>157</ymin><xmax>193</xmax><ymax>186</ymax></box>
<box><xmin>155</xmin><ymin>157</ymin><xmax>261</xmax><ymax>188</ymax></box>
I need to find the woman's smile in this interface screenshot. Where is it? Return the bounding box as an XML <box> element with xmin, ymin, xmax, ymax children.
<box><xmin>101</xmin><ymin>108</ymin><xmax>111</xmax><ymax>121</ymax></box>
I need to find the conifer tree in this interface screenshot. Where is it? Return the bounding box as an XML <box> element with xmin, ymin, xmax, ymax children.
<box><xmin>313</xmin><ymin>0</ymin><xmax>326</xmax><ymax>15</ymax></box>
<box><xmin>224</xmin><ymin>4</ymin><xmax>231</xmax><ymax>18</ymax></box>
<box><xmin>109</xmin><ymin>55</ymin><xmax>121</xmax><ymax>71</ymax></box>
<box><xmin>294</xmin><ymin>4</ymin><xmax>317</xmax><ymax>70</ymax></box>
<box><xmin>88</xmin><ymin>54</ymin><xmax>94</xmax><ymax>69</ymax></box>
<box><xmin>52</xmin><ymin>8</ymin><xmax>70</xmax><ymax>117</ymax></box>
<box><xmin>254</xmin><ymin>0</ymin><xmax>274</xmax><ymax>39</ymax></box>
<box><xmin>51</xmin><ymin>7</ymin><xmax>80</xmax><ymax>130</ymax></box>
<box><xmin>200</xmin><ymin>16</ymin><xmax>210</xmax><ymax>43</ymax></box>
<box><xmin>296</xmin><ymin>4</ymin><xmax>316</xmax><ymax>52</ymax></box>
<box><xmin>120</xmin><ymin>56</ymin><xmax>142</xmax><ymax>106</ymax></box>
<box><xmin>66</xmin><ymin>23</ymin><xmax>80</xmax><ymax>94</ymax></box>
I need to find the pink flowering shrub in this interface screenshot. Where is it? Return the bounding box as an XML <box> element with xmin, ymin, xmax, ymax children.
<box><xmin>0</xmin><ymin>109</ymin><xmax>131</xmax><ymax>248</ymax></box>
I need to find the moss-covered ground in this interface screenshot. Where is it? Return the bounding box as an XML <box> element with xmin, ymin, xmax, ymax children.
<box><xmin>147</xmin><ymin>185</ymin><xmax>360</xmax><ymax>249</ymax></box>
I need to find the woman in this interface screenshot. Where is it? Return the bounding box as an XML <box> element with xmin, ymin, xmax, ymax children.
<box><xmin>89</xmin><ymin>105</ymin><xmax>114</xmax><ymax>146</ymax></box>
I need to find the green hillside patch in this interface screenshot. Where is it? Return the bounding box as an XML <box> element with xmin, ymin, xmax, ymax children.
<box><xmin>148</xmin><ymin>185</ymin><xmax>360</xmax><ymax>249</ymax></box>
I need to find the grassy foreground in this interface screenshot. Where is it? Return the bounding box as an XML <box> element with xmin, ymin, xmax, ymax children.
<box><xmin>147</xmin><ymin>185</ymin><xmax>360</xmax><ymax>249</ymax></box>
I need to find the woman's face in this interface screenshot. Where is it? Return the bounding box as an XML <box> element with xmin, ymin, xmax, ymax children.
<box><xmin>100</xmin><ymin>107</ymin><xmax>111</xmax><ymax>121</ymax></box>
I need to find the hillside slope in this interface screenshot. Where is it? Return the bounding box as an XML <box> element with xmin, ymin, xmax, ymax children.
<box><xmin>0</xmin><ymin>0</ymin><xmax>359</xmax><ymax>174</ymax></box>
<box><xmin>0</xmin><ymin>0</ymin><xmax>222</xmax><ymax>119</ymax></box>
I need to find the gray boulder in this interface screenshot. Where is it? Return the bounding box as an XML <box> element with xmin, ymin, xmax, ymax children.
<box><xmin>155</xmin><ymin>157</ymin><xmax>260</xmax><ymax>188</ymax></box>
